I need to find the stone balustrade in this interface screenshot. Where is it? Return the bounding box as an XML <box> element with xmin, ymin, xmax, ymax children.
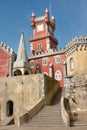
<box><xmin>61</xmin><ymin>97</ymin><xmax>70</xmax><ymax>126</ymax></box>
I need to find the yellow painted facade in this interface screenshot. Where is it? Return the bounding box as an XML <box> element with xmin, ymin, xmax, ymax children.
<box><xmin>65</xmin><ymin>36</ymin><xmax>87</xmax><ymax>77</ymax></box>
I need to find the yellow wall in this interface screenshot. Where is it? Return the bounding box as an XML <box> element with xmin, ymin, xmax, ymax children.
<box><xmin>66</xmin><ymin>45</ymin><xmax>87</xmax><ymax>76</ymax></box>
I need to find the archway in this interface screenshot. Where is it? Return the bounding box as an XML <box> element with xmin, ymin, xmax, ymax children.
<box><xmin>24</xmin><ymin>71</ymin><xmax>29</xmax><ymax>75</ymax></box>
<box><xmin>14</xmin><ymin>69</ymin><xmax>22</xmax><ymax>76</ymax></box>
<box><xmin>7</xmin><ymin>101</ymin><xmax>13</xmax><ymax>117</ymax></box>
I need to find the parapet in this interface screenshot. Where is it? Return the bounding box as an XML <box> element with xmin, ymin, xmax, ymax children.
<box><xmin>0</xmin><ymin>41</ymin><xmax>14</xmax><ymax>55</ymax></box>
<box><xmin>29</xmin><ymin>48</ymin><xmax>65</xmax><ymax>59</ymax></box>
<box><xmin>65</xmin><ymin>36</ymin><xmax>87</xmax><ymax>56</ymax></box>
<box><xmin>65</xmin><ymin>36</ymin><xmax>87</xmax><ymax>49</ymax></box>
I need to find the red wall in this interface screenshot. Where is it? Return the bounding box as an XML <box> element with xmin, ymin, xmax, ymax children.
<box><xmin>0</xmin><ymin>49</ymin><xmax>10</xmax><ymax>77</ymax></box>
<box><xmin>33</xmin><ymin>39</ymin><xmax>47</xmax><ymax>52</ymax></box>
<box><xmin>29</xmin><ymin>53</ymin><xmax>66</xmax><ymax>87</ymax></box>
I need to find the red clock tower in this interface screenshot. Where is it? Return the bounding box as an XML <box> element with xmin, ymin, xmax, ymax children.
<box><xmin>29</xmin><ymin>8</ymin><xmax>58</xmax><ymax>55</ymax></box>
<box><xmin>29</xmin><ymin>9</ymin><xmax>66</xmax><ymax>87</ymax></box>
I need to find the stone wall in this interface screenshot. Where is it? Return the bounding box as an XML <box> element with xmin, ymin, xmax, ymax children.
<box><xmin>0</xmin><ymin>74</ymin><xmax>60</xmax><ymax>126</ymax></box>
<box><xmin>71</xmin><ymin>74</ymin><xmax>87</xmax><ymax>108</ymax></box>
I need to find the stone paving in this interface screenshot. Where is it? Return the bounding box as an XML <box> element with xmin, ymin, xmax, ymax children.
<box><xmin>0</xmin><ymin>126</ymin><xmax>87</xmax><ymax>130</ymax></box>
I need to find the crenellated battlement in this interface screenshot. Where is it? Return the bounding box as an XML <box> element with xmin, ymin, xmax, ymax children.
<box><xmin>65</xmin><ymin>36</ymin><xmax>87</xmax><ymax>49</ymax></box>
<box><xmin>35</xmin><ymin>16</ymin><xmax>45</xmax><ymax>22</ymax></box>
<box><xmin>0</xmin><ymin>41</ymin><xmax>14</xmax><ymax>55</ymax></box>
<box><xmin>29</xmin><ymin>48</ymin><xmax>65</xmax><ymax>59</ymax></box>
<box><xmin>65</xmin><ymin>36</ymin><xmax>87</xmax><ymax>56</ymax></box>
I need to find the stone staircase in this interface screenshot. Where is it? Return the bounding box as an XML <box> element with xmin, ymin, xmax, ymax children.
<box><xmin>23</xmin><ymin>89</ymin><xmax>66</xmax><ymax>127</ymax></box>
<box><xmin>71</xmin><ymin>120</ymin><xmax>87</xmax><ymax>127</ymax></box>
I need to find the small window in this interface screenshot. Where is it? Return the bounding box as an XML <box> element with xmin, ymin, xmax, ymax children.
<box><xmin>7</xmin><ymin>100</ymin><xmax>13</xmax><ymax>117</ymax></box>
<box><xmin>42</xmin><ymin>58</ymin><xmax>47</xmax><ymax>66</ymax></box>
<box><xmin>37</xmin><ymin>44</ymin><xmax>42</xmax><ymax>51</ymax></box>
<box><xmin>70</xmin><ymin>58</ymin><xmax>74</xmax><ymax>70</ymax></box>
<box><xmin>55</xmin><ymin>70</ymin><xmax>62</xmax><ymax>81</ymax></box>
<box><xmin>55</xmin><ymin>56</ymin><xmax>61</xmax><ymax>63</ymax></box>
<box><xmin>30</xmin><ymin>60</ymin><xmax>34</xmax><ymax>68</ymax></box>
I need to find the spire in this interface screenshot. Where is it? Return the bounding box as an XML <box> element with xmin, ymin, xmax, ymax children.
<box><xmin>16</xmin><ymin>32</ymin><xmax>28</xmax><ymax>62</ymax></box>
<box><xmin>45</xmin><ymin>8</ymin><xmax>49</xmax><ymax>22</ymax></box>
<box><xmin>31</xmin><ymin>12</ymin><xmax>35</xmax><ymax>28</ymax></box>
<box><xmin>13</xmin><ymin>32</ymin><xmax>31</xmax><ymax>76</ymax></box>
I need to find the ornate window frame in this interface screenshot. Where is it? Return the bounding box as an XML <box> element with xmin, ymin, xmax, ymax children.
<box><xmin>55</xmin><ymin>55</ymin><xmax>61</xmax><ymax>63</ymax></box>
<box><xmin>42</xmin><ymin>58</ymin><xmax>47</xmax><ymax>66</ymax></box>
<box><xmin>55</xmin><ymin>70</ymin><xmax>62</xmax><ymax>81</ymax></box>
<box><xmin>70</xmin><ymin>58</ymin><xmax>74</xmax><ymax>71</ymax></box>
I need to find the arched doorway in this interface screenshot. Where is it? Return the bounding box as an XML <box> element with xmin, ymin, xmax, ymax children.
<box><xmin>24</xmin><ymin>71</ymin><xmax>29</xmax><ymax>75</ymax></box>
<box><xmin>7</xmin><ymin>101</ymin><xmax>13</xmax><ymax>117</ymax></box>
<box><xmin>14</xmin><ymin>70</ymin><xmax>22</xmax><ymax>76</ymax></box>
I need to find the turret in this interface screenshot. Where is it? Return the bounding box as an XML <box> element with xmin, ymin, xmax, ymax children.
<box><xmin>13</xmin><ymin>32</ymin><xmax>31</xmax><ymax>76</ymax></box>
<box><xmin>31</xmin><ymin>12</ymin><xmax>35</xmax><ymax>28</ymax></box>
<box><xmin>44</xmin><ymin>8</ymin><xmax>50</xmax><ymax>23</ymax></box>
<box><xmin>51</xmin><ymin>16</ymin><xmax>55</xmax><ymax>29</ymax></box>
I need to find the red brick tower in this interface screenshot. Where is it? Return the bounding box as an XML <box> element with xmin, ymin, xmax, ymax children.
<box><xmin>29</xmin><ymin>8</ymin><xmax>58</xmax><ymax>55</ymax></box>
<box><xmin>29</xmin><ymin>9</ymin><xmax>66</xmax><ymax>87</ymax></box>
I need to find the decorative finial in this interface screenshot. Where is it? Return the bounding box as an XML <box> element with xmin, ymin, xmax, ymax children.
<box><xmin>45</xmin><ymin>8</ymin><xmax>48</xmax><ymax>12</ymax></box>
<box><xmin>32</xmin><ymin>12</ymin><xmax>35</xmax><ymax>16</ymax></box>
<box><xmin>52</xmin><ymin>16</ymin><xmax>55</xmax><ymax>19</ymax></box>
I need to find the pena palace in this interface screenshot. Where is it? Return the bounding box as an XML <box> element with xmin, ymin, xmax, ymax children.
<box><xmin>0</xmin><ymin>9</ymin><xmax>87</xmax><ymax>87</ymax></box>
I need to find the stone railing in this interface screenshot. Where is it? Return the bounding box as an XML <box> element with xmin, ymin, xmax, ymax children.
<box><xmin>61</xmin><ymin>97</ymin><xmax>70</xmax><ymax>127</ymax></box>
<box><xmin>19</xmin><ymin>98</ymin><xmax>45</xmax><ymax>126</ymax></box>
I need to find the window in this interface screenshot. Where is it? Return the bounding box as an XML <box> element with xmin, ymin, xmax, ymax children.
<box><xmin>42</xmin><ymin>58</ymin><xmax>47</xmax><ymax>66</ymax></box>
<box><xmin>70</xmin><ymin>58</ymin><xmax>74</xmax><ymax>70</ymax></box>
<box><xmin>55</xmin><ymin>70</ymin><xmax>62</xmax><ymax>81</ymax></box>
<box><xmin>37</xmin><ymin>44</ymin><xmax>42</xmax><ymax>51</ymax></box>
<box><xmin>6</xmin><ymin>100</ymin><xmax>13</xmax><ymax>117</ymax></box>
<box><xmin>30</xmin><ymin>60</ymin><xmax>34</xmax><ymax>68</ymax></box>
<box><xmin>55</xmin><ymin>56</ymin><xmax>61</xmax><ymax>63</ymax></box>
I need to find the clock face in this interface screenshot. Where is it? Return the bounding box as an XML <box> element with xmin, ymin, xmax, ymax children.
<box><xmin>36</xmin><ymin>24</ymin><xmax>44</xmax><ymax>32</ymax></box>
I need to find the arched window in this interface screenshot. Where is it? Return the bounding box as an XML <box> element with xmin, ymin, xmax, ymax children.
<box><xmin>55</xmin><ymin>56</ymin><xmax>61</xmax><ymax>63</ymax></box>
<box><xmin>42</xmin><ymin>58</ymin><xmax>47</xmax><ymax>66</ymax></box>
<box><xmin>6</xmin><ymin>100</ymin><xmax>13</xmax><ymax>117</ymax></box>
<box><xmin>55</xmin><ymin>70</ymin><xmax>62</xmax><ymax>81</ymax></box>
<box><xmin>70</xmin><ymin>58</ymin><xmax>74</xmax><ymax>70</ymax></box>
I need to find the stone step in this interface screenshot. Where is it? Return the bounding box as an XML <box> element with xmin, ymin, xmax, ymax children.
<box><xmin>29</xmin><ymin>120</ymin><xmax>64</xmax><ymax>123</ymax></box>
<box><xmin>24</xmin><ymin>124</ymin><xmax>65</xmax><ymax>127</ymax></box>
<box><xmin>30</xmin><ymin>118</ymin><xmax>63</xmax><ymax>121</ymax></box>
<box><xmin>23</xmin><ymin>91</ymin><xmax>66</xmax><ymax>127</ymax></box>
<box><xmin>71</xmin><ymin>120</ymin><xmax>87</xmax><ymax>127</ymax></box>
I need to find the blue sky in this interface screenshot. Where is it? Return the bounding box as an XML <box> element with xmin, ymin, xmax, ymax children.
<box><xmin>0</xmin><ymin>0</ymin><xmax>87</xmax><ymax>56</ymax></box>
